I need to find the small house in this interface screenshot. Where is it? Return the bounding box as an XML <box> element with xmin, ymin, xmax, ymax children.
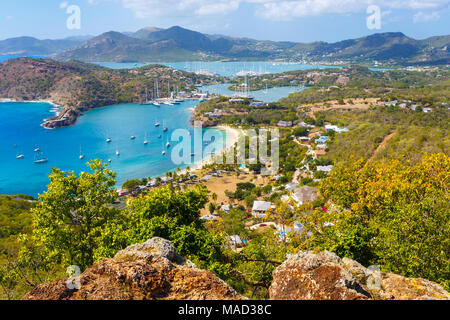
<box><xmin>316</xmin><ymin>136</ymin><xmax>329</xmax><ymax>143</ymax></box>
<box><xmin>252</xmin><ymin>201</ymin><xmax>273</xmax><ymax>218</ymax></box>
<box><xmin>292</xmin><ymin>186</ymin><xmax>319</xmax><ymax>205</ymax></box>
<box><xmin>228</xmin><ymin>235</ymin><xmax>245</xmax><ymax>248</ymax></box>
<box><xmin>285</xmin><ymin>182</ymin><xmax>298</xmax><ymax>192</ymax></box>
<box><xmin>200</xmin><ymin>214</ymin><xmax>218</xmax><ymax>221</ymax></box>
<box><xmin>277</xmin><ymin>120</ymin><xmax>293</xmax><ymax>127</ymax></box>
<box><xmin>316</xmin><ymin>165</ymin><xmax>333</xmax><ymax>173</ymax></box>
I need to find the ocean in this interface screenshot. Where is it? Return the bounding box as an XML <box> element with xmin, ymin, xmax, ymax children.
<box><xmin>0</xmin><ymin>59</ymin><xmax>339</xmax><ymax>197</ymax></box>
<box><xmin>200</xmin><ymin>83</ymin><xmax>307</xmax><ymax>102</ymax></box>
<box><xmin>0</xmin><ymin>100</ymin><xmax>225</xmax><ymax>197</ymax></box>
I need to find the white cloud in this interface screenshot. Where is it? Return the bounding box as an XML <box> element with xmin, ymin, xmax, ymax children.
<box><xmin>413</xmin><ymin>11</ymin><xmax>441</xmax><ymax>22</ymax></box>
<box><xmin>121</xmin><ymin>0</ymin><xmax>242</xmax><ymax>18</ymax></box>
<box><xmin>59</xmin><ymin>1</ymin><xmax>69</xmax><ymax>9</ymax></box>
<box><xmin>253</xmin><ymin>0</ymin><xmax>449</xmax><ymax>21</ymax></box>
<box><xmin>113</xmin><ymin>0</ymin><xmax>450</xmax><ymax>21</ymax></box>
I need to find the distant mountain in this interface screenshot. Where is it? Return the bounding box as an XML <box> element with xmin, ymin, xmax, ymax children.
<box><xmin>0</xmin><ymin>36</ymin><xmax>92</xmax><ymax>56</ymax></box>
<box><xmin>2</xmin><ymin>27</ymin><xmax>448</xmax><ymax>65</ymax></box>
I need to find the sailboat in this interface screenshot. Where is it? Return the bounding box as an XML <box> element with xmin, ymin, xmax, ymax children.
<box><xmin>16</xmin><ymin>154</ymin><xmax>24</xmax><ymax>159</ymax></box>
<box><xmin>143</xmin><ymin>132</ymin><xmax>148</xmax><ymax>145</ymax></box>
<box><xmin>162</xmin><ymin>141</ymin><xmax>166</xmax><ymax>155</ymax></box>
<box><xmin>34</xmin><ymin>145</ymin><xmax>40</xmax><ymax>152</ymax></box>
<box><xmin>166</xmin><ymin>137</ymin><xmax>171</xmax><ymax>148</ymax></box>
<box><xmin>116</xmin><ymin>149</ymin><xmax>120</xmax><ymax>156</ymax></box>
<box><xmin>155</xmin><ymin>120</ymin><xmax>160</xmax><ymax>127</ymax></box>
<box><xmin>106</xmin><ymin>138</ymin><xmax>112</xmax><ymax>143</ymax></box>
<box><xmin>79</xmin><ymin>145</ymin><xmax>85</xmax><ymax>160</ymax></box>
<box><xmin>34</xmin><ymin>151</ymin><xmax>48</xmax><ymax>164</ymax></box>
<box><xmin>130</xmin><ymin>135</ymin><xmax>136</xmax><ymax>140</ymax></box>
<box><xmin>141</xmin><ymin>88</ymin><xmax>152</xmax><ymax>105</ymax></box>
<box><xmin>163</xmin><ymin>121</ymin><xmax>168</xmax><ymax>132</ymax></box>
<box><xmin>153</xmin><ymin>80</ymin><xmax>161</xmax><ymax>106</ymax></box>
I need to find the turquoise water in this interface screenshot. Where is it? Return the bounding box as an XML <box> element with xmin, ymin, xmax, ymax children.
<box><xmin>0</xmin><ymin>101</ymin><xmax>224</xmax><ymax>196</ymax></box>
<box><xmin>95</xmin><ymin>61</ymin><xmax>342</xmax><ymax>77</ymax></box>
<box><xmin>200</xmin><ymin>83</ymin><xmax>307</xmax><ymax>102</ymax></box>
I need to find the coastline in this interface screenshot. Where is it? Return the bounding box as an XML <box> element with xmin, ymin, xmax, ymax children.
<box><xmin>175</xmin><ymin>125</ymin><xmax>242</xmax><ymax>177</ymax></box>
<box><xmin>0</xmin><ymin>98</ymin><xmax>64</xmax><ymax>129</ymax></box>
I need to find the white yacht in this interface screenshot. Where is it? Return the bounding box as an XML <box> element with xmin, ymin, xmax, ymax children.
<box><xmin>106</xmin><ymin>138</ymin><xmax>112</xmax><ymax>143</ymax></box>
<box><xmin>34</xmin><ymin>152</ymin><xmax>48</xmax><ymax>164</ymax></box>
<box><xmin>16</xmin><ymin>154</ymin><xmax>24</xmax><ymax>159</ymax></box>
<box><xmin>143</xmin><ymin>132</ymin><xmax>148</xmax><ymax>145</ymax></box>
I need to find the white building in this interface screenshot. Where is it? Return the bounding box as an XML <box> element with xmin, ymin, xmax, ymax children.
<box><xmin>316</xmin><ymin>165</ymin><xmax>334</xmax><ymax>173</ymax></box>
<box><xmin>252</xmin><ymin>201</ymin><xmax>273</xmax><ymax>218</ymax></box>
<box><xmin>200</xmin><ymin>214</ymin><xmax>218</xmax><ymax>221</ymax></box>
<box><xmin>228</xmin><ymin>235</ymin><xmax>245</xmax><ymax>248</ymax></box>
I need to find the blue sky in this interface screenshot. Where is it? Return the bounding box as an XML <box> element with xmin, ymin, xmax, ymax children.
<box><xmin>0</xmin><ymin>0</ymin><xmax>449</xmax><ymax>42</ymax></box>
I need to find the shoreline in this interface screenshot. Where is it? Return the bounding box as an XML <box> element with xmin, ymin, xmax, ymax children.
<box><xmin>1</xmin><ymin>98</ymin><xmax>242</xmax><ymax>194</ymax></box>
<box><xmin>174</xmin><ymin>125</ymin><xmax>242</xmax><ymax>178</ymax></box>
<box><xmin>0</xmin><ymin>98</ymin><xmax>64</xmax><ymax>129</ymax></box>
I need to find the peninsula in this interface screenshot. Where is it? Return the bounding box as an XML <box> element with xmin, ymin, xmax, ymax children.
<box><xmin>0</xmin><ymin>58</ymin><xmax>224</xmax><ymax>128</ymax></box>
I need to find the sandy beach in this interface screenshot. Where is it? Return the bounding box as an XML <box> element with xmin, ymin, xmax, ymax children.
<box><xmin>177</xmin><ymin>125</ymin><xmax>242</xmax><ymax>176</ymax></box>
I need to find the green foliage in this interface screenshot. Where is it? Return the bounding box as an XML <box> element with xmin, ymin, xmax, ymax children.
<box><xmin>301</xmin><ymin>153</ymin><xmax>450</xmax><ymax>290</ymax></box>
<box><xmin>293</xmin><ymin>127</ymin><xmax>309</xmax><ymax>137</ymax></box>
<box><xmin>99</xmin><ymin>185</ymin><xmax>228</xmax><ymax>273</ymax></box>
<box><xmin>22</xmin><ymin>159</ymin><xmax>120</xmax><ymax>271</ymax></box>
<box><xmin>121</xmin><ymin>179</ymin><xmax>143</xmax><ymax>190</ymax></box>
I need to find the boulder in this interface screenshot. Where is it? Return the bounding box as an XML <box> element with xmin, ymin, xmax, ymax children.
<box><xmin>269</xmin><ymin>251</ymin><xmax>450</xmax><ymax>300</ymax></box>
<box><xmin>23</xmin><ymin>237</ymin><xmax>244</xmax><ymax>300</ymax></box>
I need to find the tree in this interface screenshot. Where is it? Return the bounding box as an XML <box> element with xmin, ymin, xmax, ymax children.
<box><xmin>122</xmin><ymin>179</ymin><xmax>141</xmax><ymax>190</ymax></box>
<box><xmin>21</xmin><ymin>160</ymin><xmax>121</xmax><ymax>271</ymax></box>
<box><xmin>293</xmin><ymin>127</ymin><xmax>309</xmax><ymax>137</ymax></box>
<box><xmin>109</xmin><ymin>185</ymin><xmax>227</xmax><ymax>272</ymax></box>
<box><xmin>209</xmin><ymin>202</ymin><xmax>216</xmax><ymax>214</ymax></box>
<box><xmin>302</xmin><ymin>153</ymin><xmax>449</xmax><ymax>289</ymax></box>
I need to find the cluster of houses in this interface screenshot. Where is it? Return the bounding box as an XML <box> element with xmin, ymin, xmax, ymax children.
<box><xmin>380</xmin><ymin>100</ymin><xmax>432</xmax><ymax>113</ymax></box>
<box><xmin>278</xmin><ymin>120</ymin><xmax>318</xmax><ymax>128</ymax></box>
<box><xmin>116</xmin><ymin>171</ymin><xmax>233</xmax><ymax>197</ymax></box>
<box><xmin>204</xmin><ymin>108</ymin><xmax>225</xmax><ymax>118</ymax></box>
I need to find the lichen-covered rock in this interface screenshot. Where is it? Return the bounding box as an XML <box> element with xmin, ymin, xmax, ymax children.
<box><xmin>23</xmin><ymin>238</ymin><xmax>244</xmax><ymax>300</ymax></box>
<box><xmin>269</xmin><ymin>251</ymin><xmax>450</xmax><ymax>300</ymax></box>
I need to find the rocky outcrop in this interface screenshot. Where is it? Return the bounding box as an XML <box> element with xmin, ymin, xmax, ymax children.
<box><xmin>269</xmin><ymin>251</ymin><xmax>450</xmax><ymax>300</ymax></box>
<box><xmin>43</xmin><ymin>107</ymin><xmax>81</xmax><ymax>129</ymax></box>
<box><xmin>23</xmin><ymin>237</ymin><xmax>244</xmax><ymax>300</ymax></box>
